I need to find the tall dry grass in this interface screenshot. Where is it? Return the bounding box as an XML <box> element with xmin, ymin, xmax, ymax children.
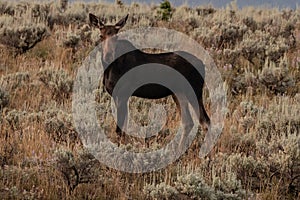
<box><xmin>0</xmin><ymin>0</ymin><xmax>299</xmax><ymax>199</ymax></box>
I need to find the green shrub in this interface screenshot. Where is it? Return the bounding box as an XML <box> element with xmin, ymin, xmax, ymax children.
<box><xmin>157</xmin><ymin>0</ymin><xmax>172</xmax><ymax>21</ymax></box>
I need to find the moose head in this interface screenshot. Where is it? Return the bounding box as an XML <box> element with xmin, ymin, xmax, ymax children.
<box><xmin>89</xmin><ymin>13</ymin><xmax>129</xmax><ymax>63</ymax></box>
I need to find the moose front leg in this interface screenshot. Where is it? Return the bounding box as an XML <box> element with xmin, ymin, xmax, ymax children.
<box><xmin>114</xmin><ymin>96</ymin><xmax>128</xmax><ymax>138</ymax></box>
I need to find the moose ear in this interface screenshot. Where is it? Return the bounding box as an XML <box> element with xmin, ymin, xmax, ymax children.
<box><xmin>89</xmin><ymin>13</ymin><xmax>104</xmax><ymax>29</ymax></box>
<box><xmin>115</xmin><ymin>14</ymin><xmax>129</xmax><ymax>29</ymax></box>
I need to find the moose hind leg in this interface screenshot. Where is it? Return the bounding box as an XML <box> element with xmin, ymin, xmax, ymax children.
<box><xmin>171</xmin><ymin>94</ymin><xmax>181</xmax><ymax>122</ymax></box>
<box><xmin>178</xmin><ymin>97</ymin><xmax>194</xmax><ymax>149</ymax></box>
<box><xmin>190</xmin><ymin>96</ymin><xmax>210</xmax><ymax>132</ymax></box>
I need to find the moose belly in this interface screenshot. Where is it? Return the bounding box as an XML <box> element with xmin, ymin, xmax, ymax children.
<box><xmin>132</xmin><ymin>84</ymin><xmax>172</xmax><ymax>99</ymax></box>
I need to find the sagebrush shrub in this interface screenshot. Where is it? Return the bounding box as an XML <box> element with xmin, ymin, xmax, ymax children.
<box><xmin>38</xmin><ymin>68</ymin><xmax>73</xmax><ymax>99</ymax></box>
<box><xmin>59</xmin><ymin>0</ymin><xmax>68</xmax><ymax>12</ymax></box>
<box><xmin>144</xmin><ymin>182</ymin><xmax>179</xmax><ymax>199</ymax></box>
<box><xmin>4</xmin><ymin>109</ymin><xmax>27</xmax><ymax>130</ymax></box>
<box><xmin>43</xmin><ymin>106</ymin><xmax>79</xmax><ymax>146</ymax></box>
<box><xmin>175</xmin><ymin>172</ymin><xmax>246</xmax><ymax>200</ymax></box>
<box><xmin>0</xmin><ymin>1</ymin><xmax>14</xmax><ymax>16</ymax></box>
<box><xmin>227</xmin><ymin>95</ymin><xmax>300</xmax><ymax>198</ymax></box>
<box><xmin>258</xmin><ymin>59</ymin><xmax>295</xmax><ymax>94</ymax></box>
<box><xmin>55</xmin><ymin>148</ymin><xmax>101</xmax><ymax>192</ymax></box>
<box><xmin>175</xmin><ymin>173</ymin><xmax>216</xmax><ymax>199</ymax></box>
<box><xmin>195</xmin><ymin>6</ymin><xmax>216</xmax><ymax>16</ymax></box>
<box><xmin>242</xmin><ymin>16</ymin><xmax>257</xmax><ymax>32</ymax></box>
<box><xmin>49</xmin><ymin>2</ymin><xmax>87</xmax><ymax>26</ymax></box>
<box><xmin>0</xmin><ymin>1</ymin><xmax>299</xmax><ymax>199</ymax></box>
<box><xmin>44</xmin><ymin>114</ymin><xmax>76</xmax><ymax>144</ymax></box>
<box><xmin>0</xmin><ymin>72</ymin><xmax>30</xmax><ymax>90</ymax></box>
<box><xmin>0</xmin><ymin>23</ymin><xmax>48</xmax><ymax>52</ymax></box>
<box><xmin>63</xmin><ymin>32</ymin><xmax>80</xmax><ymax>49</ymax></box>
<box><xmin>30</xmin><ymin>3</ymin><xmax>51</xmax><ymax>23</ymax></box>
<box><xmin>231</xmin><ymin>70</ymin><xmax>259</xmax><ymax>95</ymax></box>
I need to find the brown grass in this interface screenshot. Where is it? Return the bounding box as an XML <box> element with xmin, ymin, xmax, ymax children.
<box><xmin>0</xmin><ymin>0</ymin><xmax>299</xmax><ymax>199</ymax></box>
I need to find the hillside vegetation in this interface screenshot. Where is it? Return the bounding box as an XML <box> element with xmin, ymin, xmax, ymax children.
<box><xmin>0</xmin><ymin>0</ymin><xmax>299</xmax><ymax>199</ymax></box>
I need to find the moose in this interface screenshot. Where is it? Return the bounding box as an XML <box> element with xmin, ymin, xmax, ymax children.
<box><xmin>89</xmin><ymin>13</ymin><xmax>210</xmax><ymax>145</ymax></box>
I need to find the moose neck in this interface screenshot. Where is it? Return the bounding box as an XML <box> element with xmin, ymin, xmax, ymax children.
<box><xmin>101</xmin><ymin>39</ymin><xmax>138</xmax><ymax>67</ymax></box>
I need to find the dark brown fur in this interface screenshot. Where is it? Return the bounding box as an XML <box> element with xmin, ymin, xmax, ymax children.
<box><xmin>89</xmin><ymin>13</ymin><xmax>210</xmax><ymax>140</ymax></box>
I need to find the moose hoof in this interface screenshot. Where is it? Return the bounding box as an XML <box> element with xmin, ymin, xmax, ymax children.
<box><xmin>116</xmin><ymin>126</ymin><xmax>125</xmax><ymax>137</ymax></box>
<box><xmin>200</xmin><ymin>122</ymin><xmax>210</xmax><ymax>132</ymax></box>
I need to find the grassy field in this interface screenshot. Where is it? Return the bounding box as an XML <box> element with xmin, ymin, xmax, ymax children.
<box><xmin>0</xmin><ymin>0</ymin><xmax>299</xmax><ymax>199</ymax></box>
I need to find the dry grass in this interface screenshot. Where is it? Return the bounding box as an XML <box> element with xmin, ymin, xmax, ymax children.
<box><xmin>0</xmin><ymin>0</ymin><xmax>299</xmax><ymax>199</ymax></box>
